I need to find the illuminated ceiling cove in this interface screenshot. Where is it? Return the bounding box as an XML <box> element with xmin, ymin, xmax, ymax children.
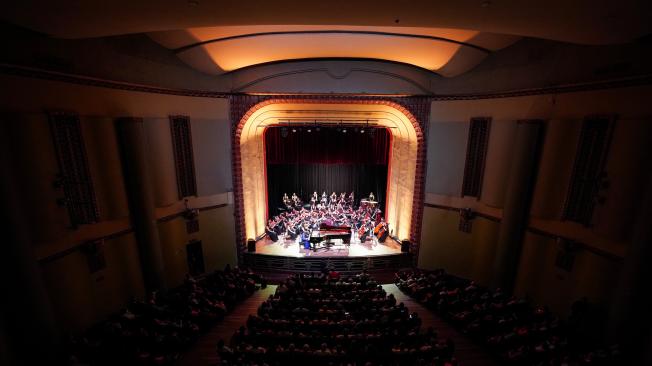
<box><xmin>149</xmin><ymin>25</ymin><xmax>520</xmax><ymax>77</ymax></box>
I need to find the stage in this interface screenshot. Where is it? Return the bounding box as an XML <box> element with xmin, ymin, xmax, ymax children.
<box><xmin>254</xmin><ymin>235</ymin><xmax>402</xmax><ymax>257</ymax></box>
<box><xmin>241</xmin><ymin>124</ymin><xmax>413</xmax><ymax>273</ymax></box>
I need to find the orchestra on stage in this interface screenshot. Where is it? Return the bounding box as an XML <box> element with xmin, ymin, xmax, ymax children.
<box><xmin>265</xmin><ymin>191</ymin><xmax>390</xmax><ymax>251</ymax></box>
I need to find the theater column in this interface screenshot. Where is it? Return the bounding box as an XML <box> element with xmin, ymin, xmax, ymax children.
<box><xmin>0</xmin><ymin>127</ymin><xmax>61</xmax><ymax>363</ymax></box>
<box><xmin>491</xmin><ymin>120</ymin><xmax>544</xmax><ymax>292</ymax></box>
<box><xmin>115</xmin><ymin>117</ymin><xmax>167</xmax><ymax>292</ymax></box>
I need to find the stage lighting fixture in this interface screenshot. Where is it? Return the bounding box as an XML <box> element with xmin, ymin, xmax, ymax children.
<box><xmin>307</xmin><ymin>128</ymin><xmax>312</xmax><ymax>132</ymax></box>
<box><xmin>292</xmin><ymin>128</ymin><xmax>297</xmax><ymax>133</ymax></box>
<box><xmin>342</xmin><ymin>128</ymin><xmax>347</xmax><ymax>133</ymax></box>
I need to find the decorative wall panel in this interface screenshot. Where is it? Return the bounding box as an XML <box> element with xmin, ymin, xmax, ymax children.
<box><xmin>49</xmin><ymin>111</ymin><xmax>100</xmax><ymax>228</ymax></box>
<box><xmin>462</xmin><ymin>117</ymin><xmax>491</xmax><ymax>198</ymax></box>
<box><xmin>170</xmin><ymin>115</ymin><xmax>197</xmax><ymax>199</ymax></box>
<box><xmin>562</xmin><ymin>115</ymin><xmax>615</xmax><ymax>225</ymax></box>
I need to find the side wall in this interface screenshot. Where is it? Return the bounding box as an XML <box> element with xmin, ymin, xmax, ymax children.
<box><xmin>0</xmin><ymin>74</ymin><xmax>235</xmax><ymax>332</ymax></box>
<box><xmin>2</xmin><ymin>71</ymin><xmax>651</xmax><ymax>336</ymax></box>
<box><xmin>420</xmin><ymin>85</ymin><xmax>652</xmax><ymax>325</ymax></box>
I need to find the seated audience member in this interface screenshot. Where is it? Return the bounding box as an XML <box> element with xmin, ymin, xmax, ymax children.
<box><xmin>68</xmin><ymin>265</ymin><xmax>261</xmax><ymax>365</ymax></box>
<box><xmin>394</xmin><ymin>269</ymin><xmax>623</xmax><ymax>366</ymax></box>
<box><xmin>219</xmin><ymin>272</ymin><xmax>457</xmax><ymax>366</ymax></box>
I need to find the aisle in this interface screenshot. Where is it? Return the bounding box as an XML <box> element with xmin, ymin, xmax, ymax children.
<box><xmin>178</xmin><ymin>284</ymin><xmax>496</xmax><ymax>366</ymax></box>
<box><xmin>176</xmin><ymin>285</ymin><xmax>277</xmax><ymax>366</ymax></box>
<box><xmin>383</xmin><ymin>284</ymin><xmax>499</xmax><ymax>366</ymax></box>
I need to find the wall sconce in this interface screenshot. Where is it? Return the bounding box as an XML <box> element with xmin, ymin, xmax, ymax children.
<box><xmin>82</xmin><ymin>239</ymin><xmax>106</xmax><ymax>273</ymax></box>
<box><xmin>183</xmin><ymin>199</ymin><xmax>199</xmax><ymax>233</ymax></box>
<box><xmin>459</xmin><ymin>207</ymin><xmax>476</xmax><ymax>233</ymax></box>
<box><xmin>182</xmin><ymin>199</ymin><xmax>199</xmax><ymax>220</ymax></box>
<box><xmin>555</xmin><ymin>237</ymin><xmax>577</xmax><ymax>272</ymax></box>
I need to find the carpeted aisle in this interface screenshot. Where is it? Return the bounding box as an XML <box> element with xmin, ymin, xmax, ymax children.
<box><xmin>176</xmin><ymin>285</ymin><xmax>277</xmax><ymax>366</ymax></box>
<box><xmin>383</xmin><ymin>284</ymin><xmax>498</xmax><ymax>366</ymax></box>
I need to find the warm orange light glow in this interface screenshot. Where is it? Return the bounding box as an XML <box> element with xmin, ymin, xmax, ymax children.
<box><xmin>200</xmin><ymin>33</ymin><xmax>462</xmax><ymax>72</ymax></box>
<box><xmin>149</xmin><ymin>25</ymin><xmax>510</xmax><ymax>76</ymax></box>
<box><xmin>150</xmin><ymin>25</ymin><xmax>480</xmax><ymax>49</ymax></box>
<box><xmin>238</xmin><ymin>102</ymin><xmax>419</xmax><ymax>241</ymax></box>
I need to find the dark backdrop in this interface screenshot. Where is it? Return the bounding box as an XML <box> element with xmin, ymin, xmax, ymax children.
<box><xmin>265</xmin><ymin>127</ymin><xmax>390</xmax><ymax>215</ymax></box>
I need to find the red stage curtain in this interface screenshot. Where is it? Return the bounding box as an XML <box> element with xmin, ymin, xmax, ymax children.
<box><xmin>265</xmin><ymin>127</ymin><xmax>389</xmax><ymax>165</ymax></box>
<box><xmin>265</xmin><ymin>127</ymin><xmax>390</xmax><ymax>215</ymax></box>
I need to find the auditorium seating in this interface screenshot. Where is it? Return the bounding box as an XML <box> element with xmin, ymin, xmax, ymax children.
<box><xmin>68</xmin><ymin>266</ymin><xmax>262</xmax><ymax>365</ymax></box>
<box><xmin>395</xmin><ymin>269</ymin><xmax>622</xmax><ymax>365</ymax></box>
<box><xmin>218</xmin><ymin>271</ymin><xmax>459</xmax><ymax>366</ymax></box>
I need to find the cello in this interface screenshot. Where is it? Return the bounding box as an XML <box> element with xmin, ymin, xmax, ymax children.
<box><xmin>374</xmin><ymin>222</ymin><xmax>389</xmax><ymax>243</ymax></box>
<box><xmin>358</xmin><ymin>223</ymin><xmax>368</xmax><ymax>242</ymax></box>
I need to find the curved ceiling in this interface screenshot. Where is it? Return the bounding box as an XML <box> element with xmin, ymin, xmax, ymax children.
<box><xmin>3</xmin><ymin>1</ymin><xmax>650</xmax><ymax>78</ymax></box>
<box><xmin>2</xmin><ymin>0</ymin><xmax>651</xmax><ymax>44</ymax></box>
<box><xmin>148</xmin><ymin>25</ymin><xmax>520</xmax><ymax>77</ymax></box>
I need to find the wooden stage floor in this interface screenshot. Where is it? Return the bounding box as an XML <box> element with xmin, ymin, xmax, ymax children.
<box><xmin>255</xmin><ymin>236</ymin><xmax>402</xmax><ymax>257</ymax></box>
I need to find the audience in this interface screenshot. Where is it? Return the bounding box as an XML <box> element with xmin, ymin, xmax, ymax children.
<box><xmin>219</xmin><ymin>270</ymin><xmax>458</xmax><ymax>366</ymax></box>
<box><xmin>68</xmin><ymin>266</ymin><xmax>262</xmax><ymax>365</ymax></box>
<box><xmin>67</xmin><ymin>266</ymin><xmax>622</xmax><ymax>365</ymax></box>
<box><xmin>395</xmin><ymin>269</ymin><xmax>622</xmax><ymax>366</ymax></box>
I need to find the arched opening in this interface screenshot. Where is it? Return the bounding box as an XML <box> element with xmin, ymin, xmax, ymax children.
<box><xmin>233</xmin><ymin>98</ymin><xmax>425</xmax><ymax>256</ymax></box>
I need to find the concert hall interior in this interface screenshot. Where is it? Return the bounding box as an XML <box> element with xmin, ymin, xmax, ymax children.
<box><xmin>1</xmin><ymin>1</ymin><xmax>652</xmax><ymax>365</ymax></box>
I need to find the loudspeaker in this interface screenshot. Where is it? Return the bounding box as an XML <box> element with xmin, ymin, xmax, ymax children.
<box><xmin>401</xmin><ymin>240</ymin><xmax>410</xmax><ymax>253</ymax></box>
<box><xmin>247</xmin><ymin>239</ymin><xmax>256</xmax><ymax>252</ymax></box>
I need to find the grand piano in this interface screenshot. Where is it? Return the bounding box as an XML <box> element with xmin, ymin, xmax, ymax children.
<box><xmin>309</xmin><ymin>223</ymin><xmax>351</xmax><ymax>249</ymax></box>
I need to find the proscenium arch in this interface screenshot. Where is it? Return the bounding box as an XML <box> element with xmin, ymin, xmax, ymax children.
<box><xmin>234</xmin><ymin>99</ymin><xmax>424</xmax><ymax>252</ymax></box>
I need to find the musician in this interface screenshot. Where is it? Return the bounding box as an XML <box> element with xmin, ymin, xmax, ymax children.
<box><xmin>310</xmin><ymin>192</ymin><xmax>318</xmax><ymax>208</ymax></box>
<box><xmin>300</xmin><ymin>220</ymin><xmax>313</xmax><ymax>249</ymax></box>
<box><xmin>374</xmin><ymin>218</ymin><xmax>389</xmax><ymax>243</ymax></box>
<box><xmin>286</xmin><ymin>223</ymin><xmax>298</xmax><ymax>240</ymax></box>
<box><xmin>310</xmin><ymin>192</ymin><xmax>318</xmax><ymax>210</ymax></box>
<box><xmin>301</xmin><ymin>219</ymin><xmax>311</xmax><ymax>233</ymax></box>
<box><xmin>265</xmin><ymin>220</ymin><xmax>279</xmax><ymax>242</ymax></box>
<box><xmin>330</xmin><ymin>192</ymin><xmax>337</xmax><ymax>205</ymax></box>
<box><xmin>366</xmin><ymin>219</ymin><xmax>376</xmax><ymax>237</ymax></box>
<box><xmin>321</xmin><ymin>192</ymin><xmax>328</xmax><ymax>206</ymax></box>
<box><xmin>274</xmin><ymin>216</ymin><xmax>286</xmax><ymax>235</ymax></box>
<box><xmin>347</xmin><ymin>192</ymin><xmax>355</xmax><ymax>207</ymax></box>
<box><xmin>292</xmin><ymin>192</ymin><xmax>302</xmax><ymax>209</ymax></box>
<box><xmin>368</xmin><ymin>192</ymin><xmax>375</xmax><ymax>201</ymax></box>
<box><xmin>282</xmin><ymin>193</ymin><xmax>292</xmax><ymax>209</ymax></box>
<box><xmin>358</xmin><ymin>219</ymin><xmax>375</xmax><ymax>242</ymax></box>
<box><xmin>372</xmin><ymin>207</ymin><xmax>382</xmax><ymax>223</ymax></box>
